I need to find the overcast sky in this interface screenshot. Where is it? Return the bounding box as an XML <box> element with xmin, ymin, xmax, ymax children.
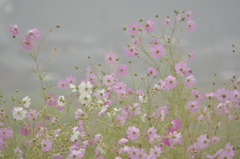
<box><xmin>1</xmin><ymin>0</ymin><xmax>240</xmax><ymax>97</ymax></box>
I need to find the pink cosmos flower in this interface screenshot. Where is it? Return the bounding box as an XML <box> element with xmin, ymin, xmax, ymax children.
<box><xmin>186</xmin><ymin>11</ymin><xmax>193</xmax><ymax>20</ymax></box>
<box><xmin>185</xmin><ymin>75</ymin><xmax>196</xmax><ymax>87</ymax></box>
<box><xmin>14</xmin><ymin>147</ymin><xmax>23</xmax><ymax>159</ymax></box>
<box><xmin>8</xmin><ymin>24</ymin><xmax>20</xmax><ymax>37</ymax></box>
<box><xmin>117</xmin><ymin>64</ymin><xmax>128</xmax><ymax>76</ymax></box>
<box><xmin>168</xmin><ymin>118</ymin><xmax>182</xmax><ymax>132</ymax></box>
<box><xmin>187</xmin><ymin>20</ymin><xmax>196</xmax><ymax>31</ymax></box>
<box><xmin>65</xmin><ymin>76</ymin><xmax>76</xmax><ymax>85</ymax></box>
<box><xmin>115</xmin><ymin>115</ymin><xmax>126</xmax><ymax>126</ymax></box>
<box><xmin>26</xmin><ymin>109</ymin><xmax>38</xmax><ymax>121</ymax></box>
<box><xmin>98</xmin><ymin>107</ymin><xmax>108</xmax><ymax>116</ymax></box>
<box><xmin>196</xmin><ymin>134</ymin><xmax>210</xmax><ymax>149</ymax></box>
<box><xmin>149</xmin><ymin>146</ymin><xmax>162</xmax><ymax>159</ymax></box>
<box><xmin>20</xmin><ymin>124</ymin><xmax>32</xmax><ymax>136</ymax></box>
<box><xmin>164</xmin><ymin>18</ymin><xmax>170</xmax><ymax>25</ymax></box>
<box><xmin>22</xmin><ymin>40</ymin><xmax>35</xmax><ymax>51</ymax></box>
<box><xmin>176</xmin><ymin>14</ymin><xmax>181</xmax><ymax>21</ymax></box>
<box><xmin>211</xmin><ymin>136</ymin><xmax>220</xmax><ymax>144</ymax></box>
<box><xmin>215</xmin><ymin>87</ymin><xmax>230</xmax><ymax>102</ymax></box>
<box><xmin>164</xmin><ymin>76</ymin><xmax>177</xmax><ymax>90</ymax></box>
<box><xmin>128</xmin><ymin>22</ymin><xmax>140</xmax><ymax>35</ymax></box>
<box><xmin>168</xmin><ymin>131</ymin><xmax>182</xmax><ymax>145</ymax></box>
<box><xmin>41</xmin><ymin>139</ymin><xmax>52</xmax><ymax>151</ymax></box>
<box><xmin>45</xmin><ymin>93</ymin><xmax>57</xmax><ymax>106</ymax></box>
<box><xmin>151</xmin><ymin>45</ymin><xmax>165</xmax><ymax>58</ymax></box>
<box><xmin>0</xmin><ymin>127</ymin><xmax>13</xmax><ymax>140</ymax></box>
<box><xmin>175</xmin><ymin>62</ymin><xmax>189</xmax><ymax>76</ymax></box>
<box><xmin>192</xmin><ymin>90</ymin><xmax>203</xmax><ymax>101</ymax></box>
<box><xmin>151</xmin><ymin>39</ymin><xmax>160</xmax><ymax>46</ymax></box>
<box><xmin>148</xmin><ymin>67</ymin><xmax>157</xmax><ymax>77</ymax></box>
<box><xmin>114</xmin><ymin>82</ymin><xmax>126</xmax><ymax>93</ymax></box>
<box><xmin>118</xmin><ymin>138</ymin><xmax>128</xmax><ymax>145</ymax></box>
<box><xmin>126</xmin><ymin>126</ymin><xmax>140</xmax><ymax>140</ymax></box>
<box><xmin>221</xmin><ymin>143</ymin><xmax>235</xmax><ymax>158</ymax></box>
<box><xmin>124</xmin><ymin>45</ymin><xmax>138</xmax><ymax>57</ymax></box>
<box><xmin>132</xmin><ymin>38</ymin><xmax>140</xmax><ymax>46</ymax></box>
<box><xmin>143</xmin><ymin>19</ymin><xmax>155</xmax><ymax>33</ymax></box>
<box><xmin>52</xmin><ymin>154</ymin><xmax>64</xmax><ymax>159</ymax></box>
<box><xmin>24</xmin><ymin>28</ymin><xmax>40</xmax><ymax>41</ymax></box>
<box><xmin>188</xmin><ymin>49</ymin><xmax>195</xmax><ymax>62</ymax></box>
<box><xmin>187</xmin><ymin>100</ymin><xmax>199</xmax><ymax>112</ymax></box>
<box><xmin>103</xmin><ymin>74</ymin><xmax>115</xmax><ymax>86</ymax></box>
<box><xmin>135</xmin><ymin>148</ymin><xmax>148</xmax><ymax>159</ymax></box>
<box><xmin>104</xmin><ymin>52</ymin><xmax>117</xmax><ymax>64</ymax></box>
<box><xmin>68</xmin><ymin>149</ymin><xmax>85</xmax><ymax>159</ymax></box>
<box><xmin>57</xmin><ymin>79</ymin><xmax>67</xmax><ymax>89</ymax></box>
<box><xmin>147</xmin><ymin>127</ymin><xmax>157</xmax><ymax>138</ymax></box>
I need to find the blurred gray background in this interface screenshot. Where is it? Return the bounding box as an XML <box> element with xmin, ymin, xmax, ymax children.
<box><xmin>0</xmin><ymin>0</ymin><xmax>240</xmax><ymax>100</ymax></box>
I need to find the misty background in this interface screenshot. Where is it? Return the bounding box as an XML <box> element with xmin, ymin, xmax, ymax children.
<box><xmin>0</xmin><ymin>0</ymin><xmax>240</xmax><ymax>101</ymax></box>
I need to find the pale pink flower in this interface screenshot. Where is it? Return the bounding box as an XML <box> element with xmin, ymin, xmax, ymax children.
<box><xmin>196</xmin><ymin>134</ymin><xmax>210</xmax><ymax>149</ymax></box>
<box><xmin>22</xmin><ymin>40</ymin><xmax>35</xmax><ymax>51</ymax></box>
<box><xmin>149</xmin><ymin>146</ymin><xmax>162</xmax><ymax>159</ymax></box>
<box><xmin>168</xmin><ymin>118</ymin><xmax>182</xmax><ymax>132</ymax></box>
<box><xmin>164</xmin><ymin>76</ymin><xmax>177</xmax><ymax>89</ymax></box>
<box><xmin>118</xmin><ymin>138</ymin><xmax>128</xmax><ymax>145</ymax></box>
<box><xmin>176</xmin><ymin>14</ymin><xmax>181</xmax><ymax>21</ymax></box>
<box><xmin>124</xmin><ymin>46</ymin><xmax>138</xmax><ymax>57</ymax></box>
<box><xmin>114</xmin><ymin>82</ymin><xmax>126</xmax><ymax>93</ymax></box>
<box><xmin>211</xmin><ymin>136</ymin><xmax>220</xmax><ymax>144</ymax></box>
<box><xmin>186</xmin><ymin>11</ymin><xmax>193</xmax><ymax>20</ymax></box>
<box><xmin>151</xmin><ymin>45</ymin><xmax>165</xmax><ymax>58</ymax></box>
<box><xmin>128</xmin><ymin>22</ymin><xmax>140</xmax><ymax>35</ymax></box>
<box><xmin>168</xmin><ymin>131</ymin><xmax>182</xmax><ymax>145</ymax></box>
<box><xmin>117</xmin><ymin>64</ymin><xmax>128</xmax><ymax>76</ymax></box>
<box><xmin>8</xmin><ymin>24</ymin><xmax>20</xmax><ymax>37</ymax></box>
<box><xmin>148</xmin><ymin>67</ymin><xmax>157</xmax><ymax>77</ymax></box>
<box><xmin>57</xmin><ymin>79</ymin><xmax>67</xmax><ymax>89</ymax></box>
<box><xmin>188</xmin><ymin>49</ymin><xmax>195</xmax><ymax>62</ymax></box>
<box><xmin>185</xmin><ymin>75</ymin><xmax>196</xmax><ymax>87</ymax></box>
<box><xmin>65</xmin><ymin>76</ymin><xmax>76</xmax><ymax>85</ymax></box>
<box><xmin>187</xmin><ymin>100</ymin><xmax>199</xmax><ymax>112</ymax></box>
<box><xmin>24</xmin><ymin>28</ymin><xmax>40</xmax><ymax>41</ymax></box>
<box><xmin>68</xmin><ymin>149</ymin><xmax>85</xmax><ymax>159</ymax></box>
<box><xmin>126</xmin><ymin>126</ymin><xmax>140</xmax><ymax>140</ymax></box>
<box><xmin>26</xmin><ymin>109</ymin><xmax>38</xmax><ymax>121</ymax></box>
<box><xmin>175</xmin><ymin>62</ymin><xmax>189</xmax><ymax>76</ymax></box>
<box><xmin>132</xmin><ymin>38</ymin><xmax>140</xmax><ymax>46</ymax></box>
<box><xmin>103</xmin><ymin>74</ymin><xmax>115</xmax><ymax>86</ymax></box>
<box><xmin>151</xmin><ymin>39</ymin><xmax>160</xmax><ymax>45</ymax></box>
<box><xmin>143</xmin><ymin>19</ymin><xmax>155</xmax><ymax>33</ymax></box>
<box><xmin>187</xmin><ymin>20</ymin><xmax>196</xmax><ymax>31</ymax></box>
<box><xmin>164</xmin><ymin>18</ymin><xmax>170</xmax><ymax>25</ymax></box>
<box><xmin>0</xmin><ymin>127</ymin><xmax>12</xmax><ymax>140</ymax></box>
<box><xmin>41</xmin><ymin>139</ymin><xmax>52</xmax><ymax>151</ymax></box>
<box><xmin>104</xmin><ymin>52</ymin><xmax>117</xmax><ymax>64</ymax></box>
<box><xmin>192</xmin><ymin>90</ymin><xmax>203</xmax><ymax>101</ymax></box>
<box><xmin>147</xmin><ymin>127</ymin><xmax>157</xmax><ymax>138</ymax></box>
<box><xmin>45</xmin><ymin>94</ymin><xmax>57</xmax><ymax>106</ymax></box>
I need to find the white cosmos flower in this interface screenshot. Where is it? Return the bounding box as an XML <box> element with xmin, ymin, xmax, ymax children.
<box><xmin>22</xmin><ymin>96</ymin><xmax>31</xmax><ymax>108</ymax></box>
<box><xmin>69</xmin><ymin>83</ymin><xmax>80</xmax><ymax>92</ymax></box>
<box><xmin>79</xmin><ymin>94</ymin><xmax>92</xmax><ymax>105</ymax></box>
<box><xmin>79</xmin><ymin>81</ymin><xmax>92</xmax><ymax>96</ymax></box>
<box><xmin>71</xmin><ymin>127</ymin><xmax>80</xmax><ymax>142</ymax></box>
<box><xmin>12</xmin><ymin>107</ymin><xmax>27</xmax><ymax>121</ymax></box>
<box><xmin>139</xmin><ymin>94</ymin><xmax>148</xmax><ymax>104</ymax></box>
<box><xmin>58</xmin><ymin>95</ymin><xmax>65</xmax><ymax>107</ymax></box>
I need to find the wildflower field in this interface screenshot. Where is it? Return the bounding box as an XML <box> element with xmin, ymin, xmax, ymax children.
<box><xmin>1</xmin><ymin>10</ymin><xmax>240</xmax><ymax>159</ymax></box>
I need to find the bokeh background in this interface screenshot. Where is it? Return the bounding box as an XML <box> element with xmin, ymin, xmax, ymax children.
<box><xmin>1</xmin><ymin>0</ymin><xmax>240</xmax><ymax>101</ymax></box>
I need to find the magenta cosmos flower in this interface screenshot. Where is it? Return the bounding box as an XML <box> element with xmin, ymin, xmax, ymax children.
<box><xmin>104</xmin><ymin>52</ymin><xmax>117</xmax><ymax>64</ymax></box>
<box><xmin>168</xmin><ymin>118</ymin><xmax>182</xmax><ymax>132</ymax></box>
<box><xmin>126</xmin><ymin>126</ymin><xmax>140</xmax><ymax>140</ymax></box>
<box><xmin>151</xmin><ymin>45</ymin><xmax>165</xmax><ymax>58</ymax></box>
<box><xmin>41</xmin><ymin>139</ymin><xmax>52</xmax><ymax>151</ymax></box>
<box><xmin>164</xmin><ymin>76</ymin><xmax>177</xmax><ymax>90</ymax></box>
<box><xmin>143</xmin><ymin>19</ymin><xmax>155</xmax><ymax>33</ymax></box>
<box><xmin>8</xmin><ymin>24</ymin><xmax>20</xmax><ymax>37</ymax></box>
<box><xmin>128</xmin><ymin>22</ymin><xmax>140</xmax><ymax>35</ymax></box>
<box><xmin>187</xmin><ymin>20</ymin><xmax>196</xmax><ymax>31</ymax></box>
<box><xmin>117</xmin><ymin>64</ymin><xmax>128</xmax><ymax>76</ymax></box>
